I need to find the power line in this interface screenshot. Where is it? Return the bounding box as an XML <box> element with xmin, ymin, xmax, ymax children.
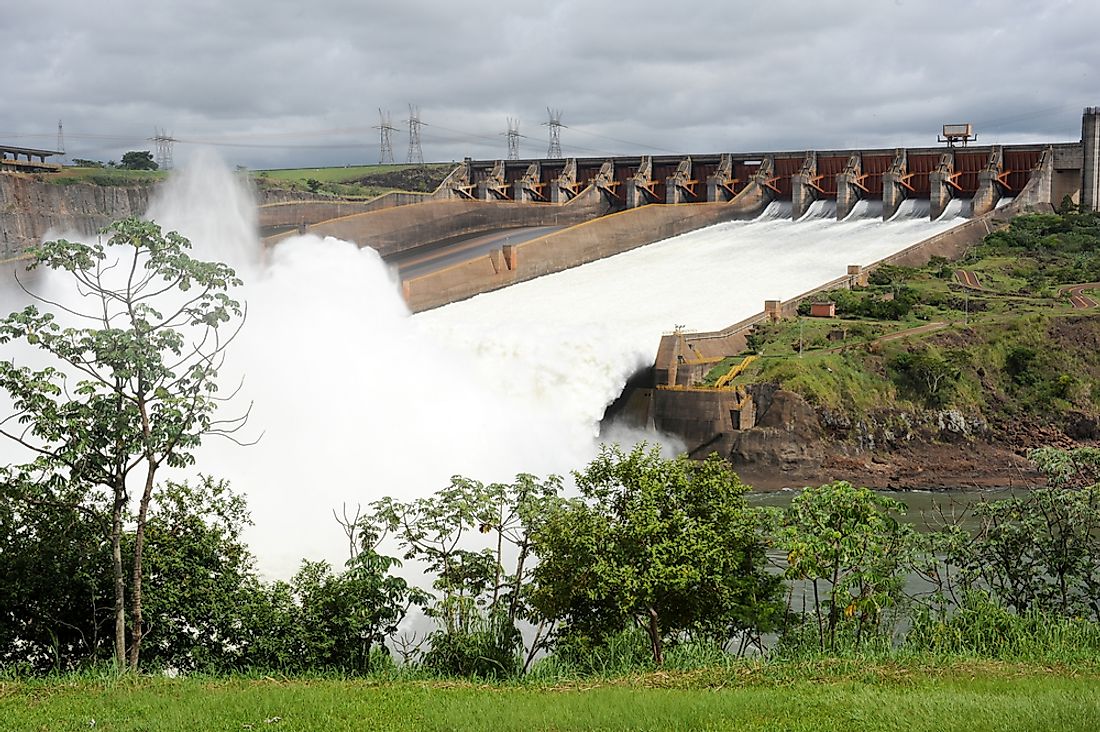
<box><xmin>374</xmin><ymin>109</ymin><xmax>397</xmax><ymax>164</ymax></box>
<box><xmin>504</xmin><ymin>117</ymin><xmax>522</xmax><ymax>160</ymax></box>
<box><xmin>149</xmin><ymin>127</ymin><xmax>176</xmax><ymax>170</ymax></box>
<box><xmin>406</xmin><ymin>104</ymin><xmax>424</xmax><ymax>165</ymax></box>
<box><xmin>544</xmin><ymin>108</ymin><xmax>564</xmax><ymax>159</ymax></box>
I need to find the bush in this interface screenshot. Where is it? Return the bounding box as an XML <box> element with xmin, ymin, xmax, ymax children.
<box><xmin>420</xmin><ymin>610</ymin><xmax>523</xmax><ymax>679</ymax></box>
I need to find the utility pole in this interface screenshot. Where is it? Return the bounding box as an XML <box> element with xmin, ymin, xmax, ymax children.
<box><xmin>544</xmin><ymin>108</ymin><xmax>564</xmax><ymax>159</ymax></box>
<box><xmin>505</xmin><ymin>117</ymin><xmax>521</xmax><ymax>160</ymax></box>
<box><xmin>149</xmin><ymin>128</ymin><xmax>175</xmax><ymax>170</ymax></box>
<box><xmin>375</xmin><ymin>109</ymin><xmax>397</xmax><ymax>164</ymax></box>
<box><xmin>406</xmin><ymin>104</ymin><xmax>424</xmax><ymax>165</ymax></box>
<box><xmin>56</xmin><ymin>120</ymin><xmax>65</xmax><ymax>161</ymax></box>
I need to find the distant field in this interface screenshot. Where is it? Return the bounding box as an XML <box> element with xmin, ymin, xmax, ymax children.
<box><xmin>46</xmin><ymin>167</ymin><xmax>167</xmax><ymax>185</ymax></box>
<box><xmin>256</xmin><ymin>163</ymin><xmax>450</xmax><ymax>184</ymax></box>
<box><xmin>4</xmin><ymin>662</ymin><xmax>1100</xmax><ymax>732</ymax></box>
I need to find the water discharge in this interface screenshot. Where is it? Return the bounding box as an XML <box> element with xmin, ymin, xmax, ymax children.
<box><xmin>2</xmin><ymin>155</ymin><xmax>969</xmax><ymax>577</ymax></box>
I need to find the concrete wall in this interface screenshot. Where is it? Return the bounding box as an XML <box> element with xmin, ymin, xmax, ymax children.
<box><xmin>402</xmin><ymin>185</ymin><xmax>768</xmax><ymax>312</ymax></box>
<box><xmin>258</xmin><ymin>192</ymin><xmax>431</xmax><ymax>233</ymax></box>
<box><xmin>289</xmin><ymin>184</ymin><xmax>613</xmax><ymax>258</ymax></box>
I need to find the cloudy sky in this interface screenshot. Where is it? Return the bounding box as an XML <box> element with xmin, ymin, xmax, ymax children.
<box><xmin>2</xmin><ymin>0</ymin><xmax>1097</xmax><ymax>169</ymax></box>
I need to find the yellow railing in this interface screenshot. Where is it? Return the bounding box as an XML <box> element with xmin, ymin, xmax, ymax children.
<box><xmin>714</xmin><ymin>355</ymin><xmax>758</xmax><ymax>389</ymax></box>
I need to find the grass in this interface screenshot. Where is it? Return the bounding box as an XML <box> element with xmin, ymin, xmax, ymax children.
<box><xmin>254</xmin><ymin>163</ymin><xmax>447</xmax><ymax>184</ymax></box>
<box><xmin>4</xmin><ymin>662</ymin><xmax>1099</xmax><ymax>731</ymax></box>
<box><xmin>42</xmin><ymin>168</ymin><xmax>167</xmax><ymax>186</ymax></box>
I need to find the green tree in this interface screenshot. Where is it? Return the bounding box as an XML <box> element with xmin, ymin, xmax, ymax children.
<box><xmin>370</xmin><ymin>473</ymin><xmax>561</xmax><ymax>676</ymax></box>
<box><xmin>530</xmin><ymin>445</ymin><xmax>783</xmax><ymax>665</ymax></box>
<box><xmin>0</xmin><ymin>474</ymin><xmax>113</xmax><ymax>672</ymax></box>
<box><xmin>0</xmin><ymin>218</ymin><xmax>245</xmax><ymax>670</ymax></box>
<box><xmin>136</xmin><ymin>477</ymin><xmax>260</xmax><ymax>671</ymax></box>
<box><xmin>780</xmin><ymin>481</ymin><xmax>912</xmax><ymax>652</ymax></box>
<box><xmin>119</xmin><ymin>151</ymin><xmax>158</xmax><ymax>170</ymax></box>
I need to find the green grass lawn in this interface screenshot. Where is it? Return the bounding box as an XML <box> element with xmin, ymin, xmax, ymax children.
<box><xmin>4</xmin><ymin>662</ymin><xmax>1098</xmax><ymax>731</ymax></box>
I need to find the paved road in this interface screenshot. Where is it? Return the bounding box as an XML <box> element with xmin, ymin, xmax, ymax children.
<box><xmin>1059</xmin><ymin>282</ymin><xmax>1100</xmax><ymax>309</ymax></box>
<box><xmin>388</xmin><ymin>226</ymin><xmax>562</xmax><ymax>280</ymax></box>
<box><xmin>955</xmin><ymin>269</ymin><xmax>982</xmax><ymax>289</ymax></box>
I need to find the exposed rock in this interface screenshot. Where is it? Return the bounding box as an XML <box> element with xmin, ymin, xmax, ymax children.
<box><xmin>730</xmin><ymin>389</ymin><xmax>824</xmax><ymax>484</ymax></box>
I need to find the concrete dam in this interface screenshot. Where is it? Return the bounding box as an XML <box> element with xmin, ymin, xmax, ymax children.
<box><xmin>6</xmin><ymin>112</ymin><xmax>1099</xmax><ymax>573</ymax></box>
<box><xmin>262</xmin><ymin>111</ymin><xmax>1099</xmax><ymax>315</ymax></box>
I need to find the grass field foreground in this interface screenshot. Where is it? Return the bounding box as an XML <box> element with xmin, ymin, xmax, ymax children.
<box><xmin>4</xmin><ymin>662</ymin><xmax>1100</xmax><ymax>732</ymax></box>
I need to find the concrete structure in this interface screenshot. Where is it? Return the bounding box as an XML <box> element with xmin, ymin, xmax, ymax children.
<box><xmin>1083</xmin><ymin>107</ymin><xmax>1100</xmax><ymax>211</ymax></box>
<box><xmin>0</xmin><ymin>144</ymin><xmax>63</xmax><ymax>173</ymax></box>
<box><xmin>450</xmin><ymin>135</ymin><xmax>1082</xmax><ymax>222</ymax></box>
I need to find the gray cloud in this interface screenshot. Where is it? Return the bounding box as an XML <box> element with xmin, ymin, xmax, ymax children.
<box><xmin>3</xmin><ymin>0</ymin><xmax>1097</xmax><ymax>168</ymax></box>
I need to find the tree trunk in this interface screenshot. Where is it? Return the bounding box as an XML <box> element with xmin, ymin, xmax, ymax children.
<box><xmin>128</xmin><ymin>464</ymin><xmax>157</xmax><ymax>671</ymax></box>
<box><xmin>647</xmin><ymin>607</ymin><xmax>664</xmax><ymax>666</ymax></box>
<box><xmin>111</xmin><ymin>486</ymin><xmax>127</xmax><ymax>670</ymax></box>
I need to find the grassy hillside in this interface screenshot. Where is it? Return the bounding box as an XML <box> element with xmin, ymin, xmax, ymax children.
<box><xmin>705</xmin><ymin>208</ymin><xmax>1100</xmax><ymax>434</ymax></box>
<box><xmin>253</xmin><ymin>162</ymin><xmax>453</xmax><ymax>199</ymax></box>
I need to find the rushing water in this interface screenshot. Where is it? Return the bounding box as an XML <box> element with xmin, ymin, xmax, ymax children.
<box><xmin>2</xmin><ymin>155</ymin><xmax>971</xmax><ymax>577</ymax></box>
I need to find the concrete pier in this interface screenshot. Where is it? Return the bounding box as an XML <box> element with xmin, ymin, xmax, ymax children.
<box><xmin>1083</xmin><ymin>107</ymin><xmax>1100</xmax><ymax>211</ymax></box>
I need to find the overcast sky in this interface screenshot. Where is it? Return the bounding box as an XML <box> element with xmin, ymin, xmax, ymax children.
<box><xmin>2</xmin><ymin>0</ymin><xmax>1097</xmax><ymax>169</ymax></box>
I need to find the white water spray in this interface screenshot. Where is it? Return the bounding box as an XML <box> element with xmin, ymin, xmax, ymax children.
<box><xmin>2</xmin><ymin>154</ymin><xmax>969</xmax><ymax>577</ymax></box>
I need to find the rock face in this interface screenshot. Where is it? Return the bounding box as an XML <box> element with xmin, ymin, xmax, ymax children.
<box><xmin>730</xmin><ymin>387</ymin><xmax>826</xmax><ymax>484</ymax></box>
<box><xmin>0</xmin><ymin>174</ymin><xmax>154</xmax><ymax>257</ymax></box>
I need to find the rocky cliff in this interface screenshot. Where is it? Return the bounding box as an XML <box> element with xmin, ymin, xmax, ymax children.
<box><xmin>0</xmin><ymin>173</ymin><xmax>153</xmax><ymax>258</ymax></box>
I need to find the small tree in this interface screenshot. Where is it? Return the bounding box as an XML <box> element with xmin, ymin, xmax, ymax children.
<box><xmin>0</xmin><ymin>218</ymin><xmax>246</xmax><ymax>670</ymax></box>
<box><xmin>119</xmin><ymin>151</ymin><xmax>158</xmax><ymax>170</ymax></box>
<box><xmin>780</xmin><ymin>481</ymin><xmax>912</xmax><ymax>652</ymax></box>
<box><xmin>531</xmin><ymin>445</ymin><xmax>783</xmax><ymax>665</ymax></box>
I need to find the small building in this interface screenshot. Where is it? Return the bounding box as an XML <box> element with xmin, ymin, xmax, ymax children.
<box><xmin>808</xmin><ymin>301</ymin><xmax>836</xmax><ymax>318</ymax></box>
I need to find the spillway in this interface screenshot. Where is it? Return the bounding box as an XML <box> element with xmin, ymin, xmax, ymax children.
<box><xmin>0</xmin><ymin>157</ymin><xmax>970</xmax><ymax>577</ymax></box>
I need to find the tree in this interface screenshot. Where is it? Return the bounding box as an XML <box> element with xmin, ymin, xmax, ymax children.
<box><xmin>780</xmin><ymin>481</ymin><xmax>912</xmax><ymax>652</ymax></box>
<box><xmin>530</xmin><ymin>445</ymin><xmax>783</xmax><ymax>665</ymax></box>
<box><xmin>136</xmin><ymin>477</ymin><xmax>260</xmax><ymax>671</ymax></box>
<box><xmin>939</xmin><ymin>450</ymin><xmax>1100</xmax><ymax>622</ymax></box>
<box><xmin>369</xmin><ymin>473</ymin><xmax>561</xmax><ymax>676</ymax></box>
<box><xmin>119</xmin><ymin>151</ymin><xmax>158</xmax><ymax>170</ymax></box>
<box><xmin>0</xmin><ymin>472</ymin><xmax>113</xmax><ymax>672</ymax></box>
<box><xmin>0</xmin><ymin>218</ymin><xmax>246</xmax><ymax>670</ymax></box>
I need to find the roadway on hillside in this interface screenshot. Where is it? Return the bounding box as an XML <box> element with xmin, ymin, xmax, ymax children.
<box><xmin>1059</xmin><ymin>282</ymin><xmax>1100</xmax><ymax>309</ymax></box>
<box><xmin>388</xmin><ymin>226</ymin><xmax>561</xmax><ymax>280</ymax></box>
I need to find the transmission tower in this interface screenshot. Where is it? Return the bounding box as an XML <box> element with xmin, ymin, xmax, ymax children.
<box><xmin>149</xmin><ymin>127</ymin><xmax>176</xmax><ymax>170</ymax></box>
<box><xmin>544</xmin><ymin>108</ymin><xmax>564</xmax><ymax>159</ymax></box>
<box><xmin>406</xmin><ymin>104</ymin><xmax>424</xmax><ymax>165</ymax></box>
<box><xmin>56</xmin><ymin>120</ymin><xmax>65</xmax><ymax>157</ymax></box>
<box><xmin>505</xmin><ymin>117</ymin><xmax>521</xmax><ymax>160</ymax></box>
<box><xmin>374</xmin><ymin>109</ymin><xmax>397</xmax><ymax>164</ymax></box>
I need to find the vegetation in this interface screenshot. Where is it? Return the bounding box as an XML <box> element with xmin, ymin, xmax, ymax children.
<box><xmin>0</xmin><ymin>219</ymin><xmax>245</xmax><ymax>671</ymax></box>
<box><xmin>252</xmin><ymin>162</ymin><xmax>452</xmax><ymax>199</ymax></box>
<box><xmin>118</xmin><ymin>151</ymin><xmax>158</xmax><ymax>171</ymax></box>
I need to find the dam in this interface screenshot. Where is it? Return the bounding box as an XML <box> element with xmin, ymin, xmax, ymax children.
<box><xmin>2</xmin><ymin>111</ymin><xmax>1098</xmax><ymax>575</ymax></box>
<box><xmin>256</xmin><ymin>110</ymin><xmax>1099</xmax><ymax>314</ymax></box>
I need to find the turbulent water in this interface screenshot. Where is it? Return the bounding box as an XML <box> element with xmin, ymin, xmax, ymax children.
<box><xmin>2</xmin><ymin>156</ymin><xmax>968</xmax><ymax>576</ymax></box>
